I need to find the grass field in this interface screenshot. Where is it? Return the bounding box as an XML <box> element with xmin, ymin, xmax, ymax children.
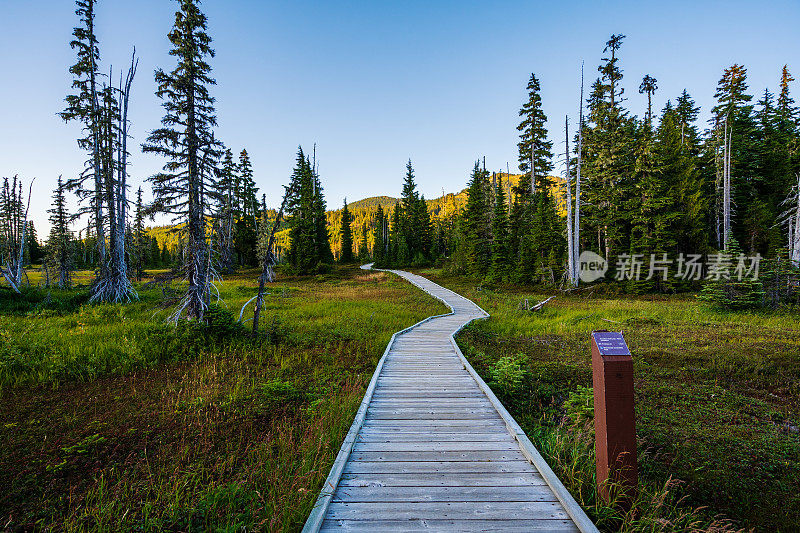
<box><xmin>3</xmin><ymin>265</ymin><xmax>798</xmax><ymax>531</ymax></box>
<box><xmin>0</xmin><ymin>266</ymin><xmax>446</xmax><ymax>531</ymax></box>
<box><xmin>412</xmin><ymin>268</ymin><xmax>800</xmax><ymax>532</ymax></box>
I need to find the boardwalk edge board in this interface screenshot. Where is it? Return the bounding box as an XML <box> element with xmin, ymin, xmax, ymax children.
<box><xmin>302</xmin><ymin>264</ymin><xmax>598</xmax><ymax>533</ymax></box>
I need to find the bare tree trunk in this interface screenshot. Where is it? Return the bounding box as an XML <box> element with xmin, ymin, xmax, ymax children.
<box><xmin>573</xmin><ymin>63</ymin><xmax>584</xmax><ymax>286</ymax></box>
<box><xmin>792</xmin><ymin>174</ymin><xmax>800</xmax><ymax>266</ymax></box>
<box><xmin>723</xmin><ymin>118</ymin><xmax>732</xmax><ymax>249</ymax></box>
<box><xmin>565</xmin><ymin>117</ymin><xmax>574</xmax><ymax>285</ymax></box>
<box><xmin>251</xmin><ymin>183</ymin><xmax>296</xmax><ymax>333</ymax></box>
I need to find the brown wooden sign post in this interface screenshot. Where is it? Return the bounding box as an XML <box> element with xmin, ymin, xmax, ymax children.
<box><xmin>591</xmin><ymin>330</ymin><xmax>637</xmax><ymax>504</ymax></box>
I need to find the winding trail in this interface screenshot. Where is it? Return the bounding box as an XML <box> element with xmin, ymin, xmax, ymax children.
<box><xmin>303</xmin><ymin>267</ymin><xmax>597</xmax><ymax>532</ymax></box>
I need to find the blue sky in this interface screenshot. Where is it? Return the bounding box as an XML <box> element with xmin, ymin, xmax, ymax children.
<box><xmin>1</xmin><ymin>0</ymin><xmax>798</xmax><ymax>232</ymax></box>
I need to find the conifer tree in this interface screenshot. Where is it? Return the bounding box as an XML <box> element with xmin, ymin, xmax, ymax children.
<box><xmin>216</xmin><ymin>148</ymin><xmax>237</xmax><ymax>272</ymax></box>
<box><xmin>698</xmin><ymin>238</ymin><xmax>764</xmax><ymax>309</ymax></box>
<box><xmin>46</xmin><ymin>177</ymin><xmax>74</xmax><ymax>289</ymax></box>
<box><xmin>358</xmin><ymin>222</ymin><xmax>370</xmax><ymax>262</ymax></box>
<box><xmin>61</xmin><ymin>0</ymin><xmax>104</xmax><ymax>265</ymax></box>
<box><xmin>639</xmin><ymin>74</ymin><xmax>658</xmax><ymax>127</ymax></box>
<box><xmin>150</xmin><ymin>236</ymin><xmax>161</xmax><ymax>268</ymax></box>
<box><xmin>417</xmin><ymin>195</ymin><xmax>433</xmax><ymax>262</ymax></box>
<box><xmin>372</xmin><ymin>204</ymin><xmax>386</xmax><ymax>264</ymax></box>
<box><xmin>711</xmin><ymin>64</ymin><xmax>757</xmax><ymax>250</ymax></box>
<box><xmin>340</xmin><ymin>199</ymin><xmax>354</xmax><ymax>263</ymax></box>
<box><xmin>312</xmin><ymin>164</ymin><xmax>334</xmax><ymax>265</ymax></box>
<box><xmin>143</xmin><ymin>0</ymin><xmax>221</xmax><ymax>320</ymax></box>
<box><xmin>517</xmin><ymin>74</ymin><xmax>553</xmax><ymax>193</ymax></box>
<box><xmin>132</xmin><ymin>187</ymin><xmax>146</xmax><ymax>281</ymax></box>
<box><xmin>486</xmin><ymin>182</ymin><xmax>510</xmax><ymax>283</ymax></box>
<box><xmin>462</xmin><ymin>162</ymin><xmax>492</xmax><ymax>277</ymax></box>
<box><xmin>234</xmin><ymin>148</ymin><xmax>258</xmax><ymax>265</ymax></box>
<box><xmin>26</xmin><ymin>222</ymin><xmax>44</xmax><ymax>266</ymax></box>
<box><xmin>286</xmin><ymin>148</ymin><xmax>316</xmax><ymax>272</ymax></box>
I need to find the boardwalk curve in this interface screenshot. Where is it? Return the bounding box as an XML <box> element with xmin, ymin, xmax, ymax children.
<box><xmin>303</xmin><ymin>266</ymin><xmax>598</xmax><ymax>532</ymax></box>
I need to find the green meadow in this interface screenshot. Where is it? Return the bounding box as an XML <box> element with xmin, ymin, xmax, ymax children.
<box><xmin>0</xmin><ymin>266</ymin><xmax>445</xmax><ymax>531</ymax></box>
<box><xmin>2</xmin><ymin>265</ymin><xmax>798</xmax><ymax>531</ymax></box>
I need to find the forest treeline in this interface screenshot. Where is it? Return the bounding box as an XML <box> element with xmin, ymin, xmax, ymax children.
<box><xmin>2</xmin><ymin>2</ymin><xmax>799</xmax><ymax>317</ymax></box>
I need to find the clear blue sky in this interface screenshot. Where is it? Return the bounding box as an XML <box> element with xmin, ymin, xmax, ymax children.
<box><xmin>2</xmin><ymin>0</ymin><xmax>798</xmax><ymax>233</ymax></box>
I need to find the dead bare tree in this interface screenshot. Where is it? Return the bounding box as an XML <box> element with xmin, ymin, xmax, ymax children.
<box><xmin>723</xmin><ymin>116</ymin><xmax>733</xmax><ymax>249</ymax></box>
<box><xmin>565</xmin><ymin>117</ymin><xmax>574</xmax><ymax>285</ymax></box>
<box><xmin>243</xmin><ymin>181</ymin><xmax>298</xmax><ymax>333</ymax></box>
<box><xmin>91</xmin><ymin>50</ymin><xmax>138</xmax><ymax>303</ymax></box>
<box><xmin>573</xmin><ymin>63</ymin><xmax>584</xmax><ymax>286</ymax></box>
<box><xmin>0</xmin><ymin>176</ymin><xmax>34</xmax><ymax>293</ymax></box>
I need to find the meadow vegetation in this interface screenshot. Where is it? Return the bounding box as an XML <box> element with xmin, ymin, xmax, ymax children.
<box><xmin>0</xmin><ymin>266</ymin><xmax>445</xmax><ymax>531</ymax></box>
<box><xmin>414</xmin><ymin>268</ymin><xmax>799</xmax><ymax>532</ymax></box>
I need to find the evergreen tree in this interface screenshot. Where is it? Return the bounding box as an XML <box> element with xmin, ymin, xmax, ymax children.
<box><xmin>312</xmin><ymin>163</ymin><xmax>334</xmax><ymax>265</ymax></box>
<box><xmin>149</xmin><ymin>235</ymin><xmax>161</xmax><ymax>268</ymax></box>
<box><xmin>517</xmin><ymin>74</ymin><xmax>553</xmax><ymax>192</ymax></box>
<box><xmin>340</xmin><ymin>198</ymin><xmax>354</xmax><ymax>263</ymax></box>
<box><xmin>711</xmin><ymin>64</ymin><xmax>758</xmax><ymax>251</ymax></box>
<box><xmin>286</xmin><ymin>148</ymin><xmax>316</xmax><ymax>272</ymax></box>
<box><xmin>26</xmin><ymin>222</ymin><xmax>45</xmax><ymax>265</ymax></box>
<box><xmin>143</xmin><ymin>0</ymin><xmax>221</xmax><ymax>320</ymax></box>
<box><xmin>486</xmin><ymin>182</ymin><xmax>510</xmax><ymax>283</ymax></box>
<box><xmin>372</xmin><ymin>204</ymin><xmax>386</xmax><ymax>264</ymax></box>
<box><xmin>238</xmin><ymin>149</ymin><xmax>258</xmax><ymax>221</ymax></box>
<box><xmin>358</xmin><ymin>222</ymin><xmax>370</xmax><ymax>262</ymax></box>
<box><xmin>399</xmin><ymin>159</ymin><xmax>423</xmax><ymax>262</ymax></box>
<box><xmin>698</xmin><ymin>238</ymin><xmax>764</xmax><ymax>309</ymax></box>
<box><xmin>234</xmin><ymin>148</ymin><xmax>258</xmax><ymax>265</ymax></box>
<box><xmin>60</xmin><ymin>0</ymin><xmax>104</xmax><ymax>266</ymax></box>
<box><xmin>285</xmin><ymin>148</ymin><xmax>332</xmax><ymax>272</ymax></box>
<box><xmin>132</xmin><ymin>187</ymin><xmax>146</xmax><ymax>281</ymax></box>
<box><xmin>462</xmin><ymin>162</ymin><xmax>492</xmax><ymax>277</ymax></box>
<box><xmin>46</xmin><ymin>177</ymin><xmax>74</xmax><ymax>289</ymax></box>
<box><xmin>416</xmin><ymin>195</ymin><xmax>433</xmax><ymax>263</ymax></box>
<box><xmin>216</xmin><ymin>148</ymin><xmax>237</xmax><ymax>272</ymax></box>
<box><xmin>639</xmin><ymin>74</ymin><xmax>658</xmax><ymax>127</ymax></box>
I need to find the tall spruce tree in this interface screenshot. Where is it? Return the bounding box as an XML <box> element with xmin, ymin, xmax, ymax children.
<box><xmin>517</xmin><ymin>74</ymin><xmax>552</xmax><ymax>193</ymax></box>
<box><xmin>339</xmin><ymin>199</ymin><xmax>354</xmax><ymax>263</ymax></box>
<box><xmin>711</xmin><ymin>64</ymin><xmax>757</xmax><ymax>251</ymax></box>
<box><xmin>61</xmin><ymin>0</ymin><xmax>104</xmax><ymax>266</ymax></box>
<box><xmin>46</xmin><ymin>177</ymin><xmax>74</xmax><ymax>289</ymax></box>
<box><xmin>372</xmin><ymin>204</ymin><xmax>386</xmax><ymax>264</ymax></box>
<box><xmin>132</xmin><ymin>187</ymin><xmax>146</xmax><ymax>281</ymax></box>
<box><xmin>486</xmin><ymin>182</ymin><xmax>510</xmax><ymax>283</ymax></box>
<box><xmin>462</xmin><ymin>162</ymin><xmax>492</xmax><ymax>277</ymax></box>
<box><xmin>639</xmin><ymin>74</ymin><xmax>658</xmax><ymax>127</ymax></box>
<box><xmin>216</xmin><ymin>148</ymin><xmax>237</xmax><ymax>272</ymax></box>
<box><xmin>358</xmin><ymin>222</ymin><xmax>370</xmax><ymax>262</ymax></box>
<box><xmin>143</xmin><ymin>0</ymin><xmax>221</xmax><ymax>320</ymax></box>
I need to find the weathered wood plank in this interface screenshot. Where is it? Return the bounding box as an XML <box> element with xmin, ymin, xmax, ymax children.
<box><xmin>325</xmin><ymin>501</ymin><xmax>571</xmax><ymax>520</ymax></box>
<box><xmin>338</xmin><ymin>472</ymin><xmax>548</xmax><ymax>487</ymax></box>
<box><xmin>342</xmin><ymin>461</ymin><xmax>536</xmax><ymax>475</ymax></box>
<box><xmin>332</xmin><ymin>485</ymin><xmax>559</xmax><ymax>503</ymax></box>
<box><xmin>320</xmin><ymin>519</ymin><xmax>578</xmax><ymax>532</ymax></box>
<box><xmin>352</xmin><ymin>441</ymin><xmax>518</xmax><ymax>452</ymax></box>
<box><xmin>349</xmin><ymin>450</ymin><xmax>522</xmax><ymax>462</ymax></box>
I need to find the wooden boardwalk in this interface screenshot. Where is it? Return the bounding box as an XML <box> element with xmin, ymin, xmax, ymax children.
<box><xmin>303</xmin><ymin>267</ymin><xmax>597</xmax><ymax>532</ymax></box>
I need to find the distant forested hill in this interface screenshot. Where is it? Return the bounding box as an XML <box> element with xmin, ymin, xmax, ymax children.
<box><xmin>145</xmin><ymin>172</ymin><xmax>565</xmax><ymax>262</ymax></box>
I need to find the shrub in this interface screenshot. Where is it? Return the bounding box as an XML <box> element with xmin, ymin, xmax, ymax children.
<box><xmin>490</xmin><ymin>352</ymin><xmax>529</xmax><ymax>397</ymax></box>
